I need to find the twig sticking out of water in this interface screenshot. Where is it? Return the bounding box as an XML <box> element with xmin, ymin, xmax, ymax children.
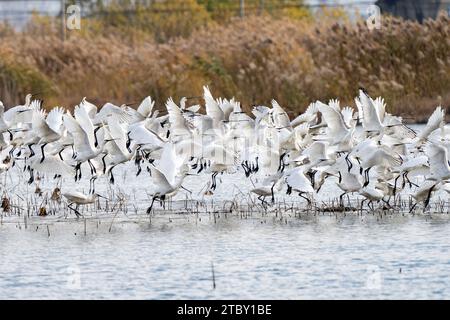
<box><xmin>211</xmin><ymin>262</ymin><xmax>216</xmax><ymax>290</ymax></box>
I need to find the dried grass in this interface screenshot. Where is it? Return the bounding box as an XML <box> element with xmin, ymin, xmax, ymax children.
<box><xmin>0</xmin><ymin>12</ymin><xmax>449</xmax><ymax>121</ymax></box>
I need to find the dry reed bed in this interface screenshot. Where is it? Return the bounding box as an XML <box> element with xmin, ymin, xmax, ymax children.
<box><xmin>0</xmin><ymin>14</ymin><xmax>449</xmax><ymax>121</ymax></box>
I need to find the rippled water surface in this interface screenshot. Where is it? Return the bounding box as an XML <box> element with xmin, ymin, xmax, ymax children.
<box><xmin>1</xmin><ymin>212</ymin><xmax>450</xmax><ymax>299</ymax></box>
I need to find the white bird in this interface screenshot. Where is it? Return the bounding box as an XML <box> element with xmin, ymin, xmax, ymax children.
<box><xmin>355</xmin><ymin>89</ymin><xmax>384</xmax><ymax>134</ymax></box>
<box><xmin>285</xmin><ymin>166</ymin><xmax>315</xmax><ymax>204</ymax></box>
<box><xmin>317</xmin><ymin>100</ymin><xmax>355</xmax><ymax>149</ymax></box>
<box><xmin>251</xmin><ymin>174</ymin><xmax>283</xmax><ymax>205</ymax></box>
<box><xmin>202</xmin><ymin>142</ymin><xmax>238</xmax><ymax>190</ymax></box>
<box><xmin>359</xmin><ymin>180</ymin><xmax>389</xmax><ymax>210</ymax></box>
<box><xmin>128</xmin><ymin>119</ymin><xmax>166</xmax><ymax>150</ymax></box>
<box><xmin>63</xmin><ymin>191</ymin><xmax>106</xmax><ymax>217</ymax></box>
<box><xmin>417</xmin><ymin>106</ymin><xmax>445</xmax><ymax>143</ymax></box>
<box><xmin>146</xmin><ymin>143</ymin><xmax>190</xmax><ymax>213</ymax></box>
<box><xmin>32</xmin><ymin>106</ymin><xmax>65</xmax><ymax>162</ymax></box>
<box><xmin>410</xmin><ymin>180</ymin><xmax>440</xmax><ymax>212</ymax></box>
<box><xmin>93</xmin><ymin>102</ymin><xmax>132</xmax><ymax>125</ymax></box>
<box><xmin>392</xmin><ymin>155</ymin><xmax>429</xmax><ymax>195</ymax></box>
<box><xmin>351</xmin><ymin>138</ymin><xmax>402</xmax><ymax>187</ymax></box>
<box><xmin>294</xmin><ymin>141</ymin><xmax>335</xmax><ymax>172</ymax></box>
<box><xmin>102</xmin><ymin>117</ymin><xmax>135</xmax><ymax>183</ymax></box>
<box><xmin>290</xmin><ymin>102</ymin><xmax>319</xmax><ymax>128</ymax></box>
<box><xmin>425</xmin><ymin>142</ymin><xmax>450</xmax><ymax>181</ymax></box>
<box><xmin>2</xmin><ymin>94</ymin><xmax>34</xmax><ymax>127</ymax></box>
<box><xmin>165</xmin><ymin>97</ymin><xmax>193</xmax><ymax>140</ymax></box>
<box><xmin>63</xmin><ymin>106</ymin><xmax>106</xmax><ymax>181</ymax></box>
<box><xmin>270</xmin><ymin>100</ymin><xmax>291</xmax><ymax>129</ymax></box>
<box><xmin>204</xmin><ymin>86</ymin><xmax>232</xmax><ymax>129</ymax></box>
<box><xmin>336</xmin><ymin>169</ymin><xmax>364</xmax><ymax>207</ymax></box>
<box><xmin>0</xmin><ymin>101</ymin><xmax>13</xmax><ymax>139</ymax></box>
<box><xmin>127</xmin><ymin>96</ymin><xmax>155</xmax><ymax>123</ymax></box>
<box><xmin>30</xmin><ymin>153</ymin><xmax>75</xmax><ymax>180</ymax></box>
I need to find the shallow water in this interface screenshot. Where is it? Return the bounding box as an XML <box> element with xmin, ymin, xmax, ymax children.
<box><xmin>0</xmin><ymin>212</ymin><xmax>450</xmax><ymax>299</ymax></box>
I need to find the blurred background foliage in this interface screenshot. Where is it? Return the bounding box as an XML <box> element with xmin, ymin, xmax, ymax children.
<box><xmin>0</xmin><ymin>0</ymin><xmax>448</xmax><ymax>122</ymax></box>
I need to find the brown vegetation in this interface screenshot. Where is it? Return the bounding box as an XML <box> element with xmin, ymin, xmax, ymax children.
<box><xmin>0</xmin><ymin>11</ymin><xmax>449</xmax><ymax>122</ymax></box>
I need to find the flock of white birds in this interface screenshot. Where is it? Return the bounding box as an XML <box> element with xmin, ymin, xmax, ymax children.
<box><xmin>0</xmin><ymin>87</ymin><xmax>449</xmax><ymax>216</ymax></box>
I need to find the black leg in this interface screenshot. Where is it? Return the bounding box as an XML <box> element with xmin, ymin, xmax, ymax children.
<box><xmin>68</xmin><ymin>203</ymin><xmax>82</xmax><ymax>218</ymax></box>
<box><xmin>89</xmin><ymin>178</ymin><xmax>93</xmax><ymax>194</ymax></box>
<box><xmin>278</xmin><ymin>154</ymin><xmax>286</xmax><ymax>173</ymax></box>
<box><xmin>78</xmin><ymin>164</ymin><xmax>82</xmax><ymax>180</ymax></box>
<box><xmin>361</xmin><ymin>198</ymin><xmax>366</xmax><ymax>210</ymax></box>
<box><xmin>286</xmin><ymin>185</ymin><xmax>292</xmax><ymax>195</ymax></box>
<box><xmin>87</xmin><ymin>160</ymin><xmax>92</xmax><ymax>175</ymax></box>
<box><xmin>7</xmin><ymin>129</ymin><xmax>13</xmax><ymax>141</ymax></box>
<box><xmin>94</xmin><ymin>127</ymin><xmax>100</xmax><ymax>148</ymax></box>
<box><xmin>147</xmin><ymin>196</ymin><xmax>157</xmax><ymax>214</ymax></box>
<box><xmin>424</xmin><ymin>184</ymin><xmax>436</xmax><ymax>209</ymax></box>
<box><xmin>74</xmin><ymin>163</ymin><xmax>82</xmax><ymax>181</ymax></box>
<box><xmin>278</xmin><ymin>154</ymin><xmax>284</xmax><ymax>172</ymax></box>
<box><xmin>307</xmin><ymin>171</ymin><xmax>316</xmax><ymax>187</ymax></box>
<box><xmin>136</xmin><ymin>164</ymin><xmax>142</xmax><ymax>176</ymax></box>
<box><xmin>258</xmin><ymin>195</ymin><xmax>268</xmax><ymax>207</ymax></box>
<box><xmin>382</xmin><ymin>199</ymin><xmax>392</xmax><ymax>209</ymax></box>
<box><xmin>363</xmin><ymin>168</ymin><xmax>371</xmax><ymax>187</ymax></box>
<box><xmin>393</xmin><ymin>174</ymin><xmax>400</xmax><ymax>196</ymax></box>
<box><xmin>339</xmin><ymin>192</ymin><xmax>346</xmax><ymax>207</ymax></box>
<box><xmin>241</xmin><ymin>162</ymin><xmax>249</xmax><ymax>177</ymax></box>
<box><xmin>88</xmin><ymin>159</ymin><xmax>96</xmax><ymax>174</ymax></box>
<box><xmin>211</xmin><ymin>172</ymin><xmax>218</xmax><ymax>190</ymax></box>
<box><xmin>109</xmin><ymin>166</ymin><xmax>115</xmax><ymax>184</ymax></box>
<box><xmin>74</xmin><ymin>163</ymin><xmax>80</xmax><ymax>181</ymax></box>
<box><xmin>58</xmin><ymin>148</ymin><xmax>64</xmax><ymax>161</ymax></box>
<box><xmin>126</xmin><ymin>132</ymin><xmax>132</xmax><ymax>153</ymax></box>
<box><xmin>405</xmin><ymin>173</ymin><xmax>418</xmax><ymax>188</ymax></box>
<box><xmin>271</xmin><ymin>184</ymin><xmax>275</xmax><ymax>204</ymax></box>
<box><xmin>299</xmin><ymin>192</ymin><xmax>311</xmax><ymax>205</ymax></box>
<box><xmin>40</xmin><ymin>143</ymin><xmax>47</xmax><ymax>163</ymax></box>
<box><xmin>29</xmin><ymin>144</ymin><xmax>35</xmax><ymax>157</ymax></box>
<box><xmin>254</xmin><ymin>157</ymin><xmax>259</xmax><ymax>173</ymax></box>
<box><xmin>28</xmin><ymin>169</ymin><xmax>34</xmax><ymax>185</ymax></box>
<box><xmin>89</xmin><ymin>177</ymin><xmax>97</xmax><ymax>194</ymax></box>
<box><xmin>135</xmin><ymin>153</ymin><xmax>142</xmax><ymax>176</ymax></box>
<box><xmin>102</xmin><ymin>154</ymin><xmax>108</xmax><ymax>174</ymax></box>
<box><xmin>345</xmin><ymin>153</ymin><xmax>352</xmax><ymax>172</ymax></box>
<box><xmin>316</xmin><ymin>183</ymin><xmax>323</xmax><ymax>193</ymax></box>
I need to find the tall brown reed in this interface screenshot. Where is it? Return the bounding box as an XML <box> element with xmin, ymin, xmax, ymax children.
<box><xmin>0</xmin><ymin>13</ymin><xmax>448</xmax><ymax>121</ymax></box>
